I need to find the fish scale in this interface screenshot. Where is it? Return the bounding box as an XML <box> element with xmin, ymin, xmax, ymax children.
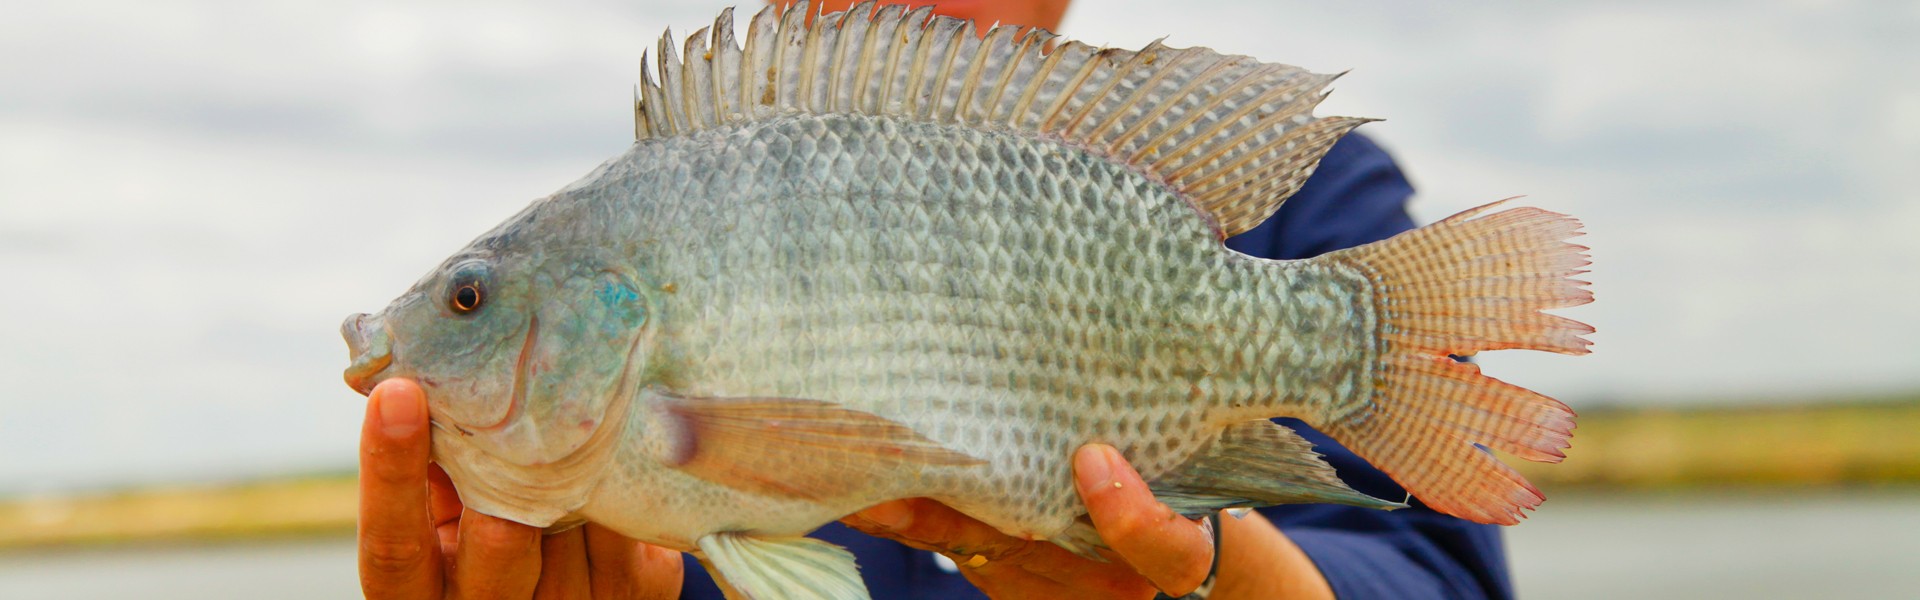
<box><xmin>342</xmin><ymin>4</ymin><xmax>1591</xmax><ymax>598</ymax></box>
<box><xmin>611</xmin><ymin>113</ymin><xmax>1374</xmax><ymax>530</ymax></box>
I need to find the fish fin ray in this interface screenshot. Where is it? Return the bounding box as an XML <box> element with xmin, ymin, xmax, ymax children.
<box><xmin>1315</xmin><ymin>201</ymin><xmax>1589</xmax><ymax>525</ymax></box>
<box><xmin>698</xmin><ymin>532</ymin><xmax>870</xmax><ymax>600</ymax></box>
<box><xmin>656</xmin><ymin>392</ymin><xmax>985</xmax><ymax>500</ymax></box>
<box><xmin>634</xmin><ymin>1</ymin><xmax>1365</xmax><ymax>236</ymax></box>
<box><xmin>1150</xmin><ymin>420</ymin><xmax>1403</xmax><ymax>517</ymax></box>
<box><xmin>1050</xmin><ymin>519</ymin><xmax>1111</xmax><ymax>563</ymax></box>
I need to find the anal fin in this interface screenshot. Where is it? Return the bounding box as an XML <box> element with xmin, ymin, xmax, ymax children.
<box><xmin>655</xmin><ymin>392</ymin><xmax>985</xmax><ymax>500</ymax></box>
<box><xmin>1051</xmin><ymin>519</ymin><xmax>1112</xmax><ymax>563</ymax></box>
<box><xmin>1150</xmin><ymin>420</ymin><xmax>1405</xmax><ymax>517</ymax></box>
<box><xmin>697</xmin><ymin>533</ymin><xmax>869</xmax><ymax>600</ymax></box>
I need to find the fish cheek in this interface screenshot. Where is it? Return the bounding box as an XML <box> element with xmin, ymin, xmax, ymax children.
<box><xmin>487</xmin><ymin>269</ymin><xmax>653</xmax><ymax>466</ymax></box>
<box><xmin>393</xmin><ymin>294</ymin><xmax>530</xmax><ymax>434</ymax></box>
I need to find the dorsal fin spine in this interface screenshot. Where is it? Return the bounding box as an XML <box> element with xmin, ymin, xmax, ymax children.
<box><xmin>1174</xmin><ymin>86</ymin><xmax>1336</xmax><ymax>190</ymax></box>
<box><xmin>848</xmin><ymin>7</ymin><xmax>881</xmax><ymax>111</ymax></box>
<box><xmin>773</xmin><ymin>2</ymin><xmax>806</xmax><ymax>112</ymax></box>
<box><xmin>1009</xmin><ymin>39</ymin><xmax>1071</xmax><ymax>129</ymax></box>
<box><xmin>825</xmin><ymin>5</ymin><xmax>863</xmax><ymax>112</ymax></box>
<box><xmin>741</xmin><ymin>7</ymin><xmax>777</xmax><ymax>114</ymax></box>
<box><xmin>636</xmin><ymin>56</ymin><xmax>655</xmax><ymax>138</ymax></box>
<box><xmin>924</xmin><ymin>21</ymin><xmax>972</xmax><ymax>122</ymax></box>
<box><xmin>708</xmin><ymin>11</ymin><xmax>735</xmax><ymax>122</ymax></box>
<box><xmin>635</xmin><ymin>4</ymin><xmax>1370</xmax><ymax>237</ymax></box>
<box><xmin>683</xmin><ymin>28</ymin><xmax>715</xmax><ymax>129</ymax></box>
<box><xmin>1085</xmin><ymin>47</ymin><xmax>1201</xmax><ymax>149</ymax></box>
<box><xmin>898</xmin><ymin>13</ymin><xmax>940</xmax><ymax>116</ymax></box>
<box><xmin>1192</xmin><ymin>116</ymin><xmax>1365</xmax><ymax>210</ymax></box>
<box><xmin>1037</xmin><ymin>46</ymin><xmax>1107</xmax><ymax>132</ymax></box>
<box><xmin>1108</xmin><ymin>56</ymin><xmax>1245</xmax><ymax>157</ymax></box>
<box><xmin>656</xmin><ymin>31</ymin><xmax>683</xmax><ymax>135</ymax></box>
<box><xmin>1148</xmin><ymin>65</ymin><xmax>1306</xmax><ymax>173</ymax></box>
<box><xmin>1059</xmin><ymin>39</ymin><xmax>1162</xmax><ymax>138</ymax></box>
<box><xmin>902</xmin><ymin>14</ymin><xmax>956</xmax><ymax>117</ymax></box>
<box><xmin>797</xmin><ymin>10</ymin><xmax>826</xmax><ymax>112</ymax></box>
<box><xmin>1160</xmin><ymin>75</ymin><xmax>1333</xmax><ymax>182</ymax></box>
<box><xmin>1127</xmin><ymin>61</ymin><xmax>1273</xmax><ymax>165</ymax></box>
<box><xmin>951</xmin><ymin>25</ymin><xmax>1004</xmax><ymax>125</ymax></box>
<box><xmin>737</xmin><ymin>8</ymin><xmax>760</xmax><ymax>113</ymax></box>
<box><xmin>983</xmin><ymin>28</ymin><xmax>1042</xmax><ymax>124</ymax></box>
<box><xmin>877</xmin><ymin>6</ymin><xmax>923</xmax><ymax>112</ymax></box>
<box><xmin>1199</xmin><ymin>117</ymin><xmax>1371</xmax><ymax>220</ymax></box>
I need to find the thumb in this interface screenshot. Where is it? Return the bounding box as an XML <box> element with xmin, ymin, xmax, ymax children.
<box><xmin>1073</xmin><ymin>444</ymin><xmax>1214</xmax><ymax>596</ymax></box>
<box><xmin>358</xmin><ymin>378</ymin><xmax>443</xmax><ymax>598</ymax></box>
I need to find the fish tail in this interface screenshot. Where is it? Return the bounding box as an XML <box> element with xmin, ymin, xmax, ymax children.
<box><xmin>1316</xmin><ymin>199</ymin><xmax>1592</xmax><ymax>525</ymax></box>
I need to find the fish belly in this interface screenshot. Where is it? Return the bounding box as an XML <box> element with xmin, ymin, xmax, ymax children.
<box><xmin>608</xmin><ymin>114</ymin><xmax>1375</xmax><ymax>538</ymax></box>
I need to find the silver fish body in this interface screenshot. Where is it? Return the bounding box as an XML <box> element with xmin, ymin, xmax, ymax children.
<box><xmin>549</xmin><ymin>113</ymin><xmax>1378</xmax><ymax>546</ymax></box>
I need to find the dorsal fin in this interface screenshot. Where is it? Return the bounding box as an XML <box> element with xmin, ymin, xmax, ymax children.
<box><xmin>633</xmin><ymin>1</ymin><xmax>1374</xmax><ymax>237</ymax></box>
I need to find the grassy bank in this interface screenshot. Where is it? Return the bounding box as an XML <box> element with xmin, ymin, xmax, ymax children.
<box><xmin>0</xmin><ymin>478</ymin><xmax>357</xmax><ymax>549</ymax></box>
<box><xmin>1515</xmin><ymin>399</ymin><xmax>1920</xmax><ymax>490</ymax></box>
<box><xmin>5</xmin><ymin>399</ymin><xmax>1917</xmax><ymax>549</ymax></box>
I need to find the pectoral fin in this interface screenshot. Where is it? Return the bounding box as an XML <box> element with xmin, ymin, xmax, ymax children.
<box><xmin>697</xmin><ymin>533</ymin><xmax>870</xmax><ymax>600</ymax></box>
<box><xmin>655</xmin><ymin>393</ymin><xmax>984</xmax><ymax>499</ymax></box>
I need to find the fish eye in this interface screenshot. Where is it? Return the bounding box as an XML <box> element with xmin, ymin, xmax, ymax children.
<box><xmin>451</xmin><ymin>281</ymin><xmax>483</xmax><ymax>313</ymax></box>
<box><xmin>447</xmin><ymin>262</ymin><xmax>491</xmax><ymax>315</ymax></box>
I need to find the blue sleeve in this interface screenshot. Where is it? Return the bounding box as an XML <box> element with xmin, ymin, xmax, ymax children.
<box><xmin>1228</xmin><ymin>133</ymin><xmax>1514</xmax><ymax>600</ymax></box>
<box><xmin>683</xmin><ymin>134</ymin><xmax>1509</xmax><ymax>600</ymax></box>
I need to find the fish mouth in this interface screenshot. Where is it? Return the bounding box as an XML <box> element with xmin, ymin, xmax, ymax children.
<box><xmin>342</xmin><ymin>313</ymin><xmax>393</xmax><ymax>395</ymax></box>
<box><xmin>473</xmin><ymin>314</ymin><xmax>538</xmax><ymax>431</ymax></box>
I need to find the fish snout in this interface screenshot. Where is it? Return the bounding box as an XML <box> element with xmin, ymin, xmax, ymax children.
<box><xmin>341</xmin><ymin>313</ymin><xmax>395</xmax><ymax>395</ymax></box>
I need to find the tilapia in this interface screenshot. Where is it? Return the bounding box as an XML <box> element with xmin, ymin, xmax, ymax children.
<box><xmin>340</xmin><ymin>3</ymin><xmax>1593</xmax><ymax>598</ymax></box>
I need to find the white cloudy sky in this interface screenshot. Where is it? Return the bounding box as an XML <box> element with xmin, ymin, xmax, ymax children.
<box><xmin>0</xmin><ymin>0</ymin><xmax>1914</xmax><ymax>493</ymax></box>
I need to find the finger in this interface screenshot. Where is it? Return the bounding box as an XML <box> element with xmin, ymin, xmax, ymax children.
<box><xmin>585</xmin><ymin>524</ymin><xmax>683</xmax><ymax>600</ymax></box>
<box><xmin>1074</xmin><ymin>444</ymin><xmax>1214</xmax><ymax>596</ymax></box>
<box><xmin>357</xmin><ymin>379</ymin><xmax>444</xmax><ymax>599</ymax></box>
<box><xmin>427</xmin><ymin>464</ymin><xmax>462</xmax><ymax>560</ymax></box>
<box><xmin>534</xmin><ymin>527</ymin><xmax>590</xmax><ymax>600</ymax></box>
<box><xmin>450</xmin><ymin>508</ymin><xmax>542</xmax><ymax>600</ymax></box>
<box><xmin>843</xmin><ymin>499</ymin><xmax>1041</xmax><ymax>563</ymax></box>
<box><xmin>427</xmin><ymin>464</ymin><xmax>463</xmax><ymax>526</ymax></box>
<box><xmin>631</xmin><ymin>543</ymin><xmax>687</xmax><ymax>600</ymax></box>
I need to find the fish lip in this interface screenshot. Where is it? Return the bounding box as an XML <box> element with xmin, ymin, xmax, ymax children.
<box><xmin>473</xmin><ymin>314</ymin><xmax>538</xmax><ymax>432</ymax></box>
<box><xmin>342</xmin><ymin>313</ymin><xmax>394</xmax><ymax>395</ymax></box>
<box><xmin>344</xmin><ymin>352</ymin><xmax>393</xmax><ymax>395</ymax></box>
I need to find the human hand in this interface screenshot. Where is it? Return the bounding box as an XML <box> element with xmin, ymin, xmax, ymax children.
<box><xmin>357</xmin><ymin>378</ymin><xmax>684</xmax><ymax>599</ymax></box>
<box><xmin>841</xmin><ymin>444</ymin><xmax>1214</xmax><ymax>599</ymax></box>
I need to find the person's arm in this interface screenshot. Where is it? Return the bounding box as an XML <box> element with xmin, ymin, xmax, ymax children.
<box><xmin>1227</xmin><ymin>133</ymin><xmax>1515</xmax><ymax>600</ymax></box>
<box><xmin>357</xmin><ymin>378</ymin><xmax>685</xmax><ymax>599</ymax></box>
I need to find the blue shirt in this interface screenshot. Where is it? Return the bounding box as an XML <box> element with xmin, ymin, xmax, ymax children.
<box><xmin>680</xmin><ymin>133</ymin><xmax>1512</xmax><ymax>599</ymax></box>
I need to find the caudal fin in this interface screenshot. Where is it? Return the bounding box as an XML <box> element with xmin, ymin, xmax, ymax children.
<box><xmin>1319</xmin><ymin>200</ymin><xmax>1592</xmax><ymax>525</ymax></box>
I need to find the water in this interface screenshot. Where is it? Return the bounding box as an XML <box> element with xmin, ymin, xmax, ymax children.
<box><xmin>2</xmin><ymin>492</ymin><xmax>1914</xmax><ymax>599</ymax></box>
<box><xmin>1507</xmin><ymin>490</ymin><xmax>1920</xmax><ymax>599</ymax></box>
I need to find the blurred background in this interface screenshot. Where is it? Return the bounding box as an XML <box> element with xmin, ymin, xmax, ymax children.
<box><xmin>1</xmin><ymin>0</ymin><xmax>1915</xmax><ymax>598</ymax></box>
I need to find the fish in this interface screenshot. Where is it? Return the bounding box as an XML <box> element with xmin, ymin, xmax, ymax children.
<box><xmin>339</xmin><ymin>3</ymin><xmax>1593</xmax><ymax>598</ymax></box>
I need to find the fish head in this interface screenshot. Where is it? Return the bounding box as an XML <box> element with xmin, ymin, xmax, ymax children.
<box><xmin>343</xmin><ymin>228</ymin><xmax>657</xmax><ymax>470</ymax></box>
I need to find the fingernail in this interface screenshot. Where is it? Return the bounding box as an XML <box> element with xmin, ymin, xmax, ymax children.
<box><xmin>1075</xmin><ymin>444</ymin><xmax>1115</xmax><ymax>488</ymax></box>
<box><xmin>377</xmin><ymin>382</ymin><xmax>424</xmax><ymax>438</ymax></box>
<box><xmin>858</xmin><ymin>501</ymin><xmax>914</xmax><ymax>531</ymax></box>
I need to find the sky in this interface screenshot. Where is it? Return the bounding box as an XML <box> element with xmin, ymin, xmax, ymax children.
<box><xmin>0</xmin><ymin>0</ymin><xmax>1914</xmax><ymax>493</ymax></box>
